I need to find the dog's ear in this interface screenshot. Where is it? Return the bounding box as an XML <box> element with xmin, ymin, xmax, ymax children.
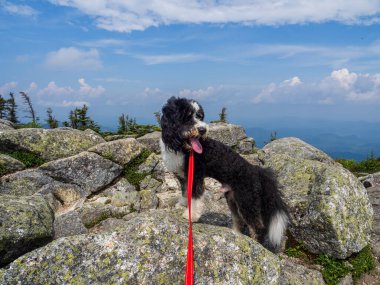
<box><xmin>161</xmin><ymin>97</ymin><xmax>183</xmax><ymax>152</ymax></box>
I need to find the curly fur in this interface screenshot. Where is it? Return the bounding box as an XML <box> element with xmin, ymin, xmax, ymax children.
<box><xmin>160</xmin><ymin>96</ymin><xmax>288</xmax><ymax>252</ymax></box>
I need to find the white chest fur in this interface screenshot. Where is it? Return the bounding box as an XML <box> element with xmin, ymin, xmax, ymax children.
<box><xmin>160</xmin><ymin>139</ymin><xmax>185</xmax><ymax>178</ymax></box>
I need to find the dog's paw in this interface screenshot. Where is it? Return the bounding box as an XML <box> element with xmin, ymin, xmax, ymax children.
<box><xmin>182</xmin><ymin>208</ymin><xmax>201</xmax><ymax>222</ymax></box>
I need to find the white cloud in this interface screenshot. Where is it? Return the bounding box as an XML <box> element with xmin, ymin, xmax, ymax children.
<box><xmin>137</xmin><ymin>53</ymin><xmax>203</xmax><ymax>65</ymax></box>
<box><xmin>49</xmin><ymin>0</ymin><xmax>380</xmax><ymax>32</ymax></box>
<box><xmin>0</xmin><ymin>81</ymin><xmax>18</xmax><ymax>95</ymax></box>
<box><xmin>330</xmin><ymin>68</ymin><xmax>358</xmax><ymax>90</ymax></box>
<box><xmin>252</xmin><ymin>69</ymin><xmax>380</xmax><ymax>104</ymax></box>
<box><xmin>78</xmin><ymin>78</ymin><xmax>105</xmax><ymax>97</ymax></box>
<box><xmin>37</xmin><ymin>81</ymin><xmax>74</xmax><ymax>97</ymax></box>
<box><xmin>179</xmin><ymin>85</ymin><xmax>225</xmax><ymax>99</ymax></box>
<box><xmin>34</xmin><ymin>79</ymin><xmax>105</xmax><ymax>107</ymax></box>
<box><xmin>44</xmin><ymin>47</ymin><xmax>102</xmax><ymax>70</ymax></box>
<box><xmin>1</xmin><ymin>1</ymin><xmax>38</xmax><ymax>17</ymax></box>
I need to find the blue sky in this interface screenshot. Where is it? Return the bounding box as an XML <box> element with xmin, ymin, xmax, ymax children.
<box><xmin>1</xmin><ymin>0</ymin><xmax>380</xmax><ymax>133</ymax></box>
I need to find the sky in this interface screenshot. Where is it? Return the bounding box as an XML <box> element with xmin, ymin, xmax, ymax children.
<box><xmin>1</xmin><ymin>0</ymin><xmax>380</xmax><ymax>141</ymax></box>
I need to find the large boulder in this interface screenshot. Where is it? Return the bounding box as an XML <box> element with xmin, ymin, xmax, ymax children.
<box><xmin>208</xmin><ymin>122</ymin><xmax>247</xmax><ymax>147</ymax></box>
<box><xmin>39</xmin><ymin>152</ymin><xmax>123</xmax><ymax>194</ymax></box>
<box><xmin>0</xmin><ymin>195</ymin><xmax>54</xmax><ymax>266</ymax></box>
<box><xmin>0</xmin><ymin>119</ymin><xmax>15</xmax><ymax>130</ymax></box>
<box><xmin>137</xmin><ymin>131</ymin><xmax>161</xmax><ymax>153</ymax></box>
<box><xmin>88</xmin><ymin>138</ymin><xmax>144</xmax><ymax>166</ymax></box>
<box><xmin>262</xmin><ymin>138</ymin><xmax>373</xmax><ymax>259</ymax></box>
<box><xmin>0</xmin><ymin>128</ymin><xmax>105</xmax><ymax>161</ymax></box>
<box><xmin>0</xmin><ymin>210</ymin><xmax>281</xmax><ymax>284</ymax></box>
<box><xmin>0</xmin><ymin>154</ymin><xmax>25</xmax><ymax>176</ymax></box>
<box><xmin>0</xmin><ymin>169</ymin><xmax>56</xmax><ymax>196</ymax></box>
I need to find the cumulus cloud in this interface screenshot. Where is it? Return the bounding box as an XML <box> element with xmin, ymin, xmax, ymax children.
<box><xmin>49</xmin><ymin>0</ymin><xmax>380</xmax><ymax>32</ymax></box>
<box><xmin>1</xmin><ymin>1</ymin><xmax>38</xmax><ymax>17</ymax></box>
<box><xmin>0</xmin><ymin>81</ymin><xmax>18</xmax><ymax>95</ymax></box>
<box><xmin>252</xmin><ymin>68</ymin><xmax>380</xmax><ymax>104</ymax></box>
<box><xmin>179</xmin><ymin>85</ymin><xmax>225</xmax><ymax>99</ymax></box>
<box><xmin>78</xmin><ymin>78</ymin><xmax>105</xmax><ymax>97</ymax></box>
<box><xmin>34</xmin><ymin>79</ymin><xmax>105</xmax><ymax>107</ymax></box>
<box><xmin>44</xmin><ymin>47</ymin><xmax>102</xmax><ymax>70</ymax></box>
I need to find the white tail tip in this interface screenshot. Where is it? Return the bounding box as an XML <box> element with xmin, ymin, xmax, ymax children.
<box><xmin>268</xmin><ymin>211</ymin><xmax>288</xmax><ymax>249</ymax></box>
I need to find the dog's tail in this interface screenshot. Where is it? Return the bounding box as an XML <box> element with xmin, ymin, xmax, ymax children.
<box><xmin>260</xmin><ymin>167</ymin><xmax>289</xmax><ymax>252</ymax></box>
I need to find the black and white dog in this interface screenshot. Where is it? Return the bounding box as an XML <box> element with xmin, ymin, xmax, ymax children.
<box><xmin>160</xmin><ymin>97</ymin><xmax>288</xmax><ymax>251</ymax></box>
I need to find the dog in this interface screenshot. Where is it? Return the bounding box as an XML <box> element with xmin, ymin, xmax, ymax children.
<box><xmin>159</xmin><ymin>96</ymin><xmax>288</xmax><ymax>252</ymax></box>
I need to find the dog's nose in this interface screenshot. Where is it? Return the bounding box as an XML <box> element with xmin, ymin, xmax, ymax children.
<box><xmin>198</xmin><ymin>127</ymin><xmax>207</xmax><ymax>135</ymax></box>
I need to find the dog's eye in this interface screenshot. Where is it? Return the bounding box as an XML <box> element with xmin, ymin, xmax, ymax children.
<box><xmin>196</xmin><ymin>113</ymin><xmax>203</xmax><ymax>120</ymax></box>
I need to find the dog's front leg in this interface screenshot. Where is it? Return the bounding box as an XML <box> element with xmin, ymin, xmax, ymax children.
<box><xmin>182</xmin><ymin>172</ymin><xmax>205</xmax><ymax>222</ymax></box>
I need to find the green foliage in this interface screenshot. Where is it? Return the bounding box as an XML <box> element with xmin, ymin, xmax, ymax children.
<box><xmin>124</xmin><ymin>149</ymin><xmax>152</xmax><ymax>189</ymax></box>
<box><xmin>348</xmin><ymin>246</ymin><xmax>376</xmax><ymax>281</ymax></box>
<box><xmin>219</xmin><ymin>107</ymin><xmax>227</xmax><ymax>123</ymax></box>
<box><xmin>2</xmin><ymin>150</ymin><xmax>45</xmax><ymax>167</ymax></box>
<box><xmin>316</xmin><ymin>254</ymin><xmax>351</xmax><ymax>285</ymax></box>
<box><xmin>46</xmin><ymin>107</ymin><xmax>59</xmax><ymax>129</ymax></box>
<box><xmin>63</xmin><ymin>104</ymin><xmax>100</xmax><ymax>133</ymax></box>
<box><xmin>154</xmin><ymin>111</ymin><xmax>161</xmax><ymax>126</ymax></box>
<box><xmin>264</xmin><ymin>131</ymin><xmax>278</xmax><ymax>145</ymax></box>
<box><xmin>336</xmin><ymin>152</ymin><xmax>380</xmax><ymax>175</ymax></box>
<box><xmin>20</xmin><ymin>91</ymin><xmax>38</xmax><ymax>124</ymax></box>
<box><xmin>0</xmin><ymin>164</ymin><xmax>6</xmax><ymax>176</ymax></box>
<box><xmin>286</xmin><ymin>235</ymin><xmax>376</xmax><ymax>285</ymax></box>
<box><xmin>16</xmin><ymin>121</ymin><xmax>42</xmax><ymax>129</ymax></box>
<box><xmin>284</xmin><ymin>244</ymin><xmax>308</xmax><ymax>259</ymax></box>
<box><xmin>0</xmin><ymin>92</ymin><xmax>19</xmax><ymax>123</ymax></box>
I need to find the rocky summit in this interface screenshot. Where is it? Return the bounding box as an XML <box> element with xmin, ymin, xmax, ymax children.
<box><xmin>0</xmin><ymin>120</ymin><xmax>377</xmax><ymax>284</ymax></box>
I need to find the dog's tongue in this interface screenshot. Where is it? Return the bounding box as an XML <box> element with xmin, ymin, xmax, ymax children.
<box><xmin>190</xmin><ymin>138</ymin><xmax>203</xmax><ymax>154</ymax></box>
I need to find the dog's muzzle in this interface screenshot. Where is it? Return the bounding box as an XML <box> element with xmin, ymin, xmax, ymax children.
<box><xmin>198</xmin><ymin>127</ymin><xmax>207</xmax><ymax>136</ymax></box>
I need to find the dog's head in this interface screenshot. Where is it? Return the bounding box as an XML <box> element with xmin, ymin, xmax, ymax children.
<box><xmin>161</xmin><ymin>96</ymin><xmax>208</xmax><ymax>153</ymax></box>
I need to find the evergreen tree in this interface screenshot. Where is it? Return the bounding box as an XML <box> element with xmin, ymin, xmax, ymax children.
<box><xmin>7</xmin><ymin>92</ymin><xmax>18</xmax><ymax>124</ymax></box>
<box><xmin>64</xmin><ymin>105</ymin><xmax>100</xmax><ymax>132</ymax></box>
<box><xmin>118</xmin><ymin>113</ymin><xmax>128</xmax><ymax>134</ymax></box>
<box><xmin>219</xmin><ymin>107</ymin><xmax>227</xmax><ymax>123</ymax></box>
<box><xmin>154</xmin><ymin>111</ymin><xmax>161</xmax><ymax>126</ymax></box>
<box><xmin>0</xmin><ymin>95</ymin><xmax>6</xmax><ymax>119</ymax></box>
<box><xmin>20</xmin><ymin>91</ymin><xmax>37</xmax><ymax>124</ymax></box>
<box><xmin>46</xmin><ymin>107</ymin><xmax>59</xmax><ymax>128</ymax></box>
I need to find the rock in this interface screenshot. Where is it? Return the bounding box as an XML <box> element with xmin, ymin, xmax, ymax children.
<box><xmin>0</xmin><ymin>128</ymin><xmax>105</xmax><ymax>161</ymax></box>
<box><xmin>38</xmin><ymin>181</ymin><xmax>90</xmax><ymax>205</ymax></box>
<box><xmin>89</xmin><ymin>217</ymin><xmax>127</xmax><ymax>233</ymax></box>
<box><xmin>39</xmin><ymin>152</ymin><xmax>123</xmax><ymax>194</ymax></box>
<box><xmin>76</xmin><ymin>199</ymin><xmax>134</xmax><ymax>228</ymax></box>
<box><xmin>0</xmin><ymin>195</ymin><xmax>54</xmax><ymax>266</ymax></box>
<box><xmin>0</xmin><ymin>210</ymin><xmax>281</xmax><ymax>284</ymax></box>
<box><xmin>54</xmin><ymin>211</ymin><xmax>88</xmax><ymax>239</ymax></box>
<box><xmin>139</xmin><ymin>189</ymin><xmax>159</xmax><ymax>211</ymax></box>
<box><xmin>99</xmin><ymin>178</ymin><xmax>140</xmax><ymax>210</ymax></box>
<box><xmin>104</xmin><ymin>134</ymin><xmax>137</xmax><ymax>142</ymax></box>
<box><xmin>208</xmin><ymin>122</ymin><xmax>247</xmax><ymax>147</ymax></box>
<box><xmin>360</xmin><ymin>172</ymin><xmax>380</xmax><ymax>188</ymax></box>
<box><xmin>366</xmin><ymin>185</ymin><xmax>380</xmax><ymax>258</ymax></box>
<box><xmin>88</xmin><ymin>138</ymin><xmax>144</xmax><ymax>166</ymax></box>
<box><xmin>0</xmin><ymin>169</ymin><xmax>56</xmax><ymax>196</ymax></box>
<box><xmin>263</xmin><ymin>137</ymin><xmax>335</xmax><ymax>165</ymax></box>
<box><xmin>263</xmin><ymin>138</ymin><xmax>373</xmax><ymax>259</ymax></box>
<box><xmin>279</xmin><ymin>257</ymin><xmax>326</xmax><ymax>285</ymax></box>
<box><xmin>0</xmin><ymin>154</ymin><xmax>25</xmax><ymax>176</ymax></box>
<box><xmin>0</xmin><ymin>119</ymin><xmax>15</xmax><ymax>130</ymax></box>
<box><xmin>140</xmin><ymin>175</ymin><xmax>162</xmax><ymax>192</ymax></box>
<box><xmin>237</xmin><ymin>137</ymin><xmax>255</xmax><ymax>154</ymax></box>
<box><xmin>157</xmin><ymin>191</ymin><xmax>179</xmax><ymax>209</ymax></box>
<box><xmin>136</xmin><ymin>131</ymin><xmax>161</xmax><ymax>153</ymax></box>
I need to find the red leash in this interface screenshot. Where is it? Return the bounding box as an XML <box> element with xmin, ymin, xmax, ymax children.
<box><xmin>185</xmin><ymin>150</ymin><xmax>194</xmax><ymax>285</ymax></box>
